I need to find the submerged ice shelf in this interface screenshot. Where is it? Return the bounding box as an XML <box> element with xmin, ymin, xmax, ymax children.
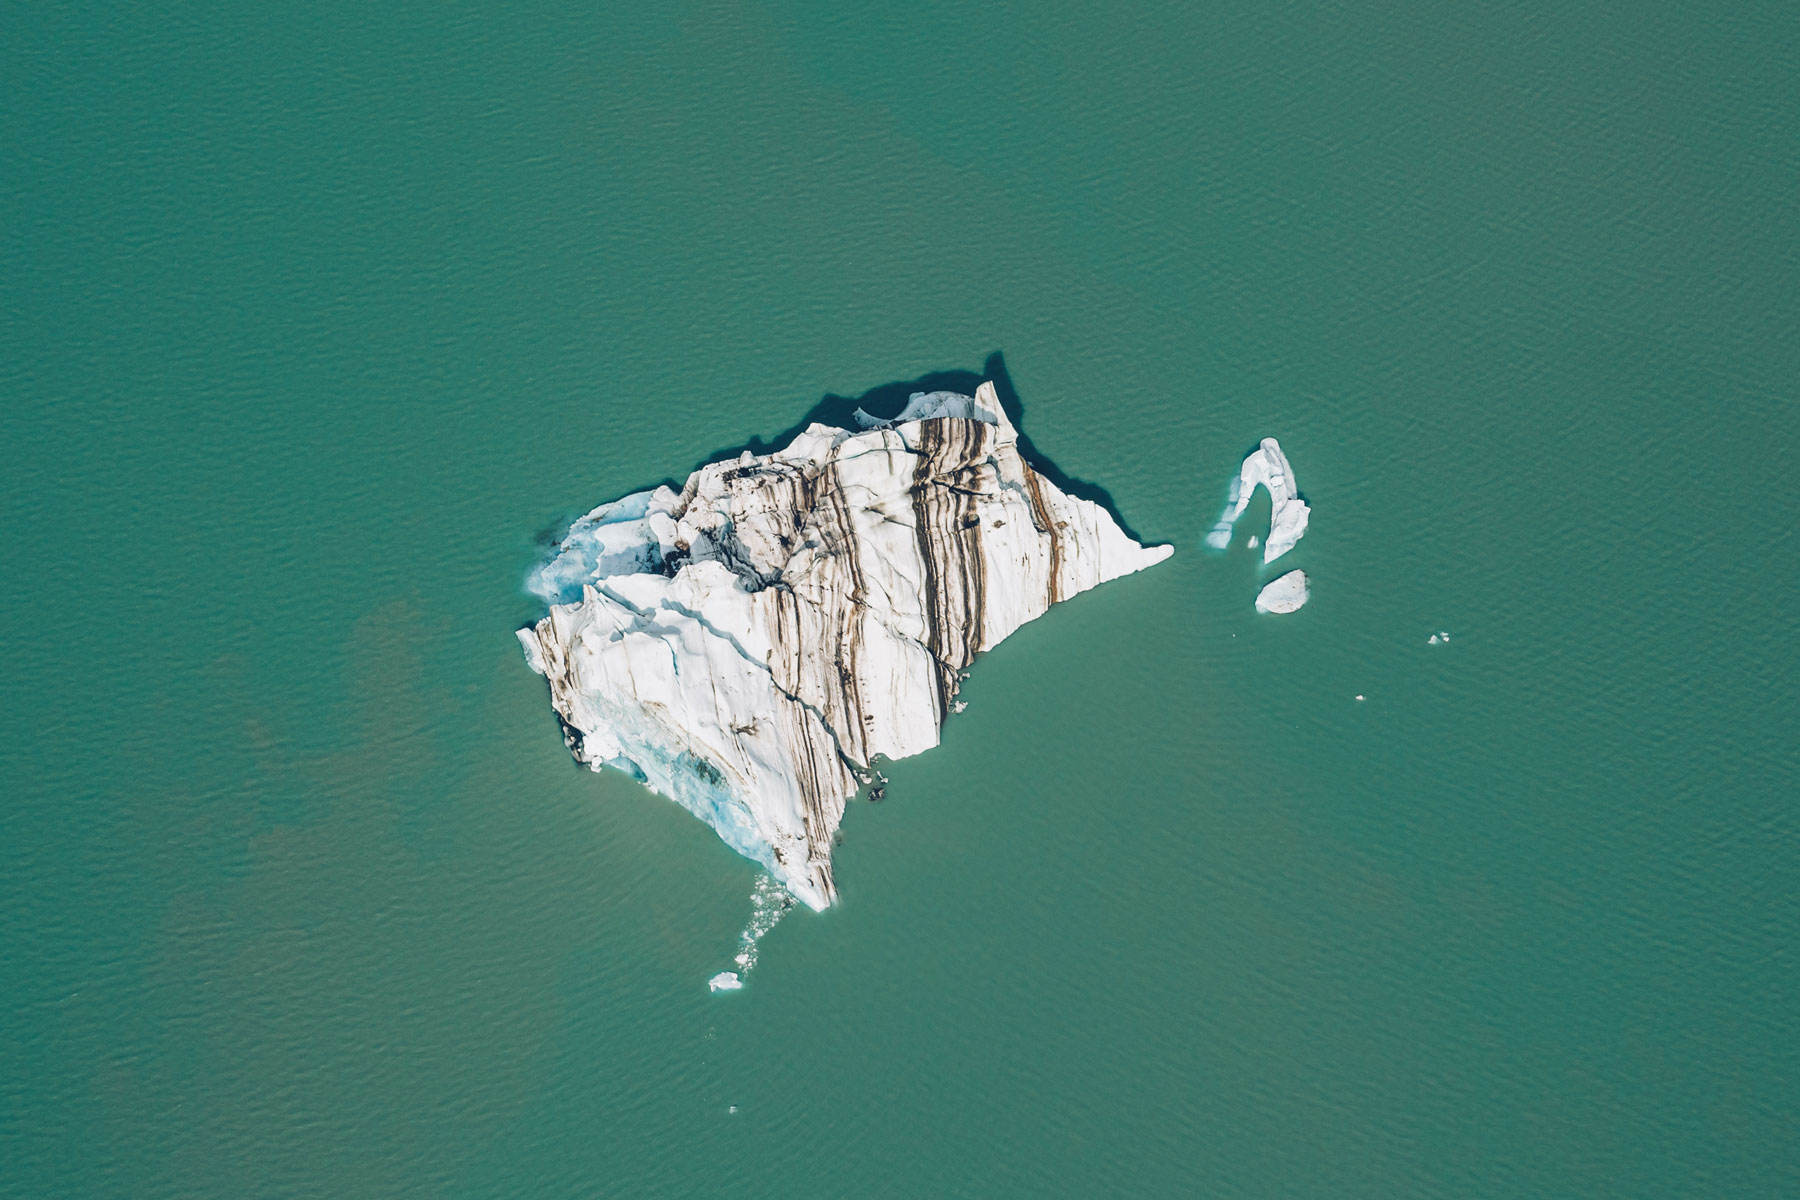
<box><xmin>518</xmin><ymin>381</ymin><xmax>1171</xmax><ymax>910</ymax></box>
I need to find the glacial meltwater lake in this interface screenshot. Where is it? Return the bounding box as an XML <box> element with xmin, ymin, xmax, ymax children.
<box><xmin>4</xmin><ymin>4</ymin><xmax>1796</xmax><ymax>1197</ymax></box>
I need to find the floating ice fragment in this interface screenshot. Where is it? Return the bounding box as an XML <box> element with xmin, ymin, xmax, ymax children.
<box><xmin>709</xmin><ymin>971</ymin><xmax>743</xmax><ymax>992</ymax></box>
<box><xmin>1254</xmin><ymin>569</ymin><xmax>1309</xmax><ymax>614</ymax></box>
<box><xmin>1355</xmin><ymin>694</ymin><xmax>1365</xmax><ymax>702</ymax></box>
<box><xmin>1428</xmin><ymin>630</ymin><xmax>1451</xmax><ymax>645</ymax></box>
<box><xmin>1205</xmin><ymin>438</ymin><xmax>1310</xmax><ymax>563</ymax></box>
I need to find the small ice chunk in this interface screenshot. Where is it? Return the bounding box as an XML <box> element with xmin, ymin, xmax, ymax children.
<box><xmin>708</xmin><ymin>971</ymin><xmax>744</xmax><ymax>992</ymax></box>
<box><xmin>1205</xmin><ymin>438</ymin><xmax>1310</xmax><ymax>563</ymax></box>
<box><xmin>1254</xmin><ymin>569</ymin><xmax>1309</xmax><ymax>614</ymax></box>
<box><xmin>1355</xmin><ymin>694</ymin><xmax>1365</xmax><ymax>702</ymax></box>
<box><xmin>1247</xmin><ymin>535</ymin><xmax>1260</xmax><ymax>550</ymax></box>
<box><xmin>1428</xmin><ymin>630</ymin><xmax>1450</xmax><ymax>645</ymax></box>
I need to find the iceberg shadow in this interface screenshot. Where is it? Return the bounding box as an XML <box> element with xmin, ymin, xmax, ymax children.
<box><xmin>685</xmin><ymin>351</ymin><xmax>1155</xmax><ymax>547</ymax></box>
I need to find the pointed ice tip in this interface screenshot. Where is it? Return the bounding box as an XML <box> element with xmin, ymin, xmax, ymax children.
<box><xmin>974</xmin><ymin>380</ymin><xmax>1014</xmax><ymax>434</ymax></box>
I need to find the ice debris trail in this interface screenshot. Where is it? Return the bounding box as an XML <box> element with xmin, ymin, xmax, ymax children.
<box><xmin>1205</xmin><ymin>437</ymin><xmax>1310</xmax><ymax>563</ymax></box>
<box><xmin>709</xmin><ymin>872</ymin><xmax>794</xmax><ymax>993</ymax></box>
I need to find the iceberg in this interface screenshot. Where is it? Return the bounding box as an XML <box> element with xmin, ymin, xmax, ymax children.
<box><xmin>708</xmin><ymin>971</ymin><xmax>744</xmax><ymax>992</ymax></box>
<box><xmin>1254</xmin><ymin>569</ymin><xmax>1309</xmax><ymax>614</ymax></box>
<box><xmin>519</xmin><ymin>381</ymin><xmax>1171</xmax><ymax>910</ymax></box>
<box><xmin>1204</xmin><ymin>437</ymin><xmax>1310</xmax><ymax>563</ymax></box>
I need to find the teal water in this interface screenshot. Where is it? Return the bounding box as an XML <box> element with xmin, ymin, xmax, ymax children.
<box><xmin>4</xmin><ymin>3</ymin><xmax>1797</xmax><ymax>1196</ymax></box>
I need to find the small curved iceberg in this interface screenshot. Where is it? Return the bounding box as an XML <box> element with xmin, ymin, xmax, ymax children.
<box><xmin>1205</xmin><ymin>437</ymin><xmax>1310</xmax><ymax>563</ymax></box>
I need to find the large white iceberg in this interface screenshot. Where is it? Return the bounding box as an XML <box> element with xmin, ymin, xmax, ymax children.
<box><xmin>1204</xmin><ymin>437</ymin><xmax>1310</xmax><ymax>563</ymax></box>
<box><xmin>519</xmin><ymin>382</ymin><xmax>1171</xmax><ymax>910</ymax></box>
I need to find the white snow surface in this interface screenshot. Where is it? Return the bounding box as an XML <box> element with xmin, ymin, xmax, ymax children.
<box><xmin>519</xmin><ymin>382</ymin><xmax>1171</xmax><ymax>910</ymax></box>
<box><xmin>1254</xmin><ymin>569</ymin><xmax>1310</xmax><ymax>614</ymax></box>
<box><xmin>1204</xmin><ymin>437</ymin><xmax>1310</xmax><ymax>563</ymax></box>
<box><xmin>708</xmin><ymin>972</ymin><xmax>744</xmax><ymax>992</ymax></box>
